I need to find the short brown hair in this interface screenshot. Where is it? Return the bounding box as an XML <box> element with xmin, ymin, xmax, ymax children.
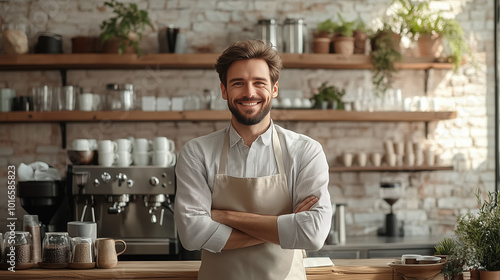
<box><xmin>214</xmin><ymin>40</ymin><xmax>283</xmax><ymax>88</ymax></box>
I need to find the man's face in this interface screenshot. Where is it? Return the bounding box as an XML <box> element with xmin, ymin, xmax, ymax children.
<box><xmin>221</xmin><ymin>59</ymin><xmax>278</xmax><ymax>126</ymax></box>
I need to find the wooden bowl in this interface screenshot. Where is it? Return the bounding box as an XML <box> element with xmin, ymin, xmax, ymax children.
<box><xmin>67</xmin><ymin>150</ymin><xmax>94</xmax><ymax>165</ymax></box>
<box><xmin>388</xmin><ymin>260</ymin><xmax>446</xmax><ymax>280</ymax></box>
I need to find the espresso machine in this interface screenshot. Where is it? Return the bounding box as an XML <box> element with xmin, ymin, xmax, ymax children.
<box><xmin>68</xmin><ymin>165</ymin><xmax>178</xmax><ymax>259</ymax></box>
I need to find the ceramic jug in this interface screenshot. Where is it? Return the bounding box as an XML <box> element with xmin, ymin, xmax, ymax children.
<box><xmin>95</xmin><ymin>238</ymin><xmax>126</xmax><ymax>269</ymax></box>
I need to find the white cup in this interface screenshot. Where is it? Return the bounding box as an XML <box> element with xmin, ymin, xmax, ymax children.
<box><xmin>425</xmin><ymin>149</ymin><xmax>435</xmax><ymax>166</ymax></box>
<box><xmin>134</xmin><ymin>138</ymin><xmax>152</xmax><ymax>152</ymax></box>
<box><xmin>79</xmin><ymin>93</ymin><xmax>94</xmax><ymax>111</ymax></box>
<box><xmin>394</xmin><ymin>142</ymin><xmax>405</xmax><ymax>156</ymax></box>
<box><xmin>152</xmin><ymin>151</ymin><xmax>176</xmax><ymax>167</ymax></box>
<box><xmin>116</xmin><ymin>151</ymin><xmax>133</xmax><ymax>167</ymax></box>
<box><xmin>98</xmin><ymin>152</ymin><xmax>118</xmax><ymax>167</ymax></box>
<box><xmin>133</xmin><ymin>152</ymin><xmax>150</xmax><ymax>166</ymax></box>
<box><xmin>405</xmin><ymin>153</ymin><xmax>415</xmax><ymax>166</ymax></box>
<box><xmin>342</xmin><ymin>153</ymin><xmax>353</xmax><ymax>167</ymax></box>
<box><xmin>387</xmin><ymin>153</ymin><xmax>397</xmax><ymax>167</ymax></box>
<box><xmin>357</xmin><ymin>152</ymin><xmax>367</xmax><ymax>167</ymax></box>
<box><xmin>371</xmin><ymin>152</ymin><xmax>382</xmax><ymax>167</ymax></box>
<box><xmin>116</xmin><ymin>138</ymin><xmax>132</xmax><ymax>152</ymax></box>
<box><xmin>72</xmin><ymin>139</ymin><xmax>91</xmax><ymax>151</ymax></box>
<box><xmin>98</xmin><ymin>140</ymin><xmax>117</xmax><ymax>154</ymax></box>
<box><xmin>153</xmin><ymin>137</ymin><xmax>175</xmax><ymax>152</ymax></box>
<box><xmin>416</xmin><ymin>152</ymin><xmax>424</xmax><ymax>166</ymax></box>
<box><xmin>384</xmin><ymin>140</ymin><xmax>394</xmax><ymax>155</ymax></box>
<box><xmin>67</xmin><ymin>221</ymin><xmax>97</xmax><ymax>241</ymax></box>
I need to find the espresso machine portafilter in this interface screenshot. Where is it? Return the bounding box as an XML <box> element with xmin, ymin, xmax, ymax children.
<box><xmin>68</xmin><ymin>165</ymin><xmax>177</xmax><ymax>257</ymax></box>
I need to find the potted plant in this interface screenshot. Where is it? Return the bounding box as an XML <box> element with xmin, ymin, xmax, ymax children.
<box><xmin>311</xmin><ymin>82</ymin><xmax>345</xmax><ymax>110</ymax></box>
<box><xmin>99</xmin><ymin>0</ymin><xmax>154</xmax><ymax>55</ymax></box>
<box><xmin>392</xmin><ymin>0</ymin><xmax>469</xmax><ymax>70</ymax></box>
<box><xmin>313</xmin><ymin>19</ymin><xmax>336</xmax><ymax>53</ymax></box>
<box><xmin>453</xmin><ymin>191</ymin><xmax>500</xmax><ymax>279</ymax></box>
<box><xmin>370</xmin><ymin>23</ymin><xmax>402</xmax><ymax>96</ymax></box>
<box><xmin>332</xmin><ymin>14</ymin><xmax>356</xmax><ymax>55</ymax></box>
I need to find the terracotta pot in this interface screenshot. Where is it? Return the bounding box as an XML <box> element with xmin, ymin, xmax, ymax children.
<box><xmin>417</xmin><ymin>34</ymin><xmax>443</xmax><ymax>58</ymax></box>
<box><xmin>353</xmin><ymin>30</ymin><xmax>367</xmax><ymax>54</ymax></box>
<box><xmin>332</xmin><ymin>36</ymin><xmax>355</xmax><ymax>55</ymax></box>
<box><xmin>480</xmin><ymin>271</ymin><xmax>500</xmax><ymax>280</ymax></box>
<box><xmin>313</xmin><ymin>37</ymin><xmax>331</xmax><ymax>53</ymax></box>
<box><xmin>371</xmin><ymin>31</ymin><xmax>401</xmax><ymax>53</ymax></box>
<box><xmin>470</xmin><ymin>269</ymin><xmax>481</xmax><ymax>280</ymax></box>
<box><xmin>71</xmin><ymin>36</ymin><xmax>98</xmax><ymax>53</ymax></box>
<box><xmin>101</xmin><ymin>38</ymin><xmax>136</xmax><ymax>54</ymax></box>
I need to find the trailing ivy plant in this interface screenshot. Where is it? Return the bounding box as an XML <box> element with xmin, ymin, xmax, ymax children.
<box><xmin>370</xmin><ymin>24</ymin><xmax>402</xmax><ymax>96</ymax></box>
<box><xmin>100</xmin><ymin>0</ymin><xmax>154</xmax><ymax>55</ymax></box>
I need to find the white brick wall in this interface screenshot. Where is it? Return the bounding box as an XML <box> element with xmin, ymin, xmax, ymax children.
<box><xmin>0</xmin><ymin>0</ymin><xmax>494</xmax><ymax>238</ymax></box>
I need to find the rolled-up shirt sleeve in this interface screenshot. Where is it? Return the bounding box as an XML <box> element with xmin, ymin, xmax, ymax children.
<box><xmin>277</xmin><ymin>138</ymin><xmax>332</xmax><ymax>251</ymax></box>
<box><xmin>174</xmin><ymin>140</ymin><xmax>231</xmax><ymax>253</ymax></box>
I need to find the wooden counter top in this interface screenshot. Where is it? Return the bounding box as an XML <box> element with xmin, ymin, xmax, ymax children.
<box><xmin>0</xmin><ymin>259</ymin><xmax>422</xmax><ymax>280</ymax></box>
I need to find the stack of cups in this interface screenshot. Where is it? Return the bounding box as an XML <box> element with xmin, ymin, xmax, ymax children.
<box><xmin>133</xmin><ymin>138</ymin><xmax>152</xmax><ymax>166</ymax></box>
<box><xmin>152</xmin><ymin>137</ymin><xmax>176</xmax><ymax>167</ymax></box>
<box><xmin>115</xmin><ymin>138</ymin><xmax>133</xmax><ymax>167</ymax></box>
<box><xmin>405</xmin><ymin>141</ymin><xmax>415</xmax><ymax>167</ymax></box>
<box><xmin>384</xmin><ymin>140</ymin><xmax>396</xmax><ymax>167</ymax></box>
<box><xmin>97</xmin><ymin>140</ymin><xmax>118</xmax><ymax>167</ymax></box>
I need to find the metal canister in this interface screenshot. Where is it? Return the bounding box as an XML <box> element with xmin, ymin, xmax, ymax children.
<box><xmin>106</xmin><ymin>84</ymin><xmax>135</xmax><ymax>111</ymax></box>
<box><xmin>282</xmin><ymin>18</ymin><xmax>306</xmax><ymax>54</ymax></box>
<box><xmin>257</xmin><ymin>19</ymin><xmax>279</xmax><ymax>50</ymax></box>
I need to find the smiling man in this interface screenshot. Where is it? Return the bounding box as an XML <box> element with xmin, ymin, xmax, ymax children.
<box><xmin>174</xmin><ymin>40</ymin><xmax>332</xmax><ymax>280</ymax></box>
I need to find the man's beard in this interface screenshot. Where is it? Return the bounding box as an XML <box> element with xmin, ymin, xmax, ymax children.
<box><xmin>227</xmin><ymin>98</ymin><xmax>272</xmax><ymax>126</ymax></box>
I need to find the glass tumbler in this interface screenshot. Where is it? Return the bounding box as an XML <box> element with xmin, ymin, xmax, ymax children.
<box><xmin>23</xmin><ymin>215</ymin><xmax>41</xmax><ymax>264</ymax></box>
<box><xmin>70</xmin><ymin>237</ymin><xmax>94</xmax><ymax>264</ymax></box>
<box><xmin>32</xmin><ymin>86</ymin><xmax>53</xmax><ymax>111</ymax></box>
<box><xmin>2</xmin><ymin>231</ymin><xmax>33</xmax><ymax>267</ymax></box>
<box><xmin>42</xmin><ymin>232</ymin><xmax>70</xmax><ymax>265</ymax></box>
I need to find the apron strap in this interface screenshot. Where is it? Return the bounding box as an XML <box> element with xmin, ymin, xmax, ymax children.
<box><xmin>218</xmin><ymin>125</ymin><xmax>285</xmax><ymax>175</ymax></box>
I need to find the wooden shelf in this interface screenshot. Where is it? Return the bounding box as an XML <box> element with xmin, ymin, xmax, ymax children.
<box><xmin>330</xmin><ymin>165</ymin><xmax>454</xmax><ymax>172</ymax></box>
<box><xmin>0</xmin><ymin>110</ymin><xmax>457</xmax><ymax>123</ymax></box>
<box><xmin>0</xmin><ymin>53</ymin><xmax>455</xmax><ymax>70</ymax></box>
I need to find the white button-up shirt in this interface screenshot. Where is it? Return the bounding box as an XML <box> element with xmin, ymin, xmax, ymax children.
<box><xmin>174</xmin><ymin>122</ymin><xmax>332</xmax><ymax>253</ymax></box>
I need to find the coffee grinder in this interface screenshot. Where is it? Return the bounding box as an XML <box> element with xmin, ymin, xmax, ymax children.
<box><xmin>380</xmin><ymin>181</ymin><xmax>403</xmax><ymax>236</ymax></box>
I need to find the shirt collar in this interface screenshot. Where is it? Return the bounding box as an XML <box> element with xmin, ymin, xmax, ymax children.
<box><xmin>228</xmin><ymin>120</ymin><xmax>274</xmax><ymax>147</ymax></box>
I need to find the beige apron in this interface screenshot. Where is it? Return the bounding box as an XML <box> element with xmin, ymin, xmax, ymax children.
<box><xmin>198</xmin><ymin>126</ymin><xmax>306</xmax><ymax>280</ymax></box>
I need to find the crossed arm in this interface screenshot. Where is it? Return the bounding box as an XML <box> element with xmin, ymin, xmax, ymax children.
<box><xmin>211</xmin><ymin>196</ymin><xmax>319</xmax><ymax>250</ymax></box>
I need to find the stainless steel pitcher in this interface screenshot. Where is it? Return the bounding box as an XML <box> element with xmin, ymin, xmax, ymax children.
<box><xmin>282</xmin><ymin>18</ymin><xmax>306</xmax><ymax>53</ymax></box>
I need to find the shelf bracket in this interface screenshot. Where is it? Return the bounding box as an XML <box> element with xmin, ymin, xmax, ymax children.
<box><xmin>60</xmin><ymin>69</ymin><xmax>67</xmax><ymax>86</ymax></box>
<box><xmin>424</xmin><ymin>69</ymin><xmax>429</xmax><ymax>95</ymax></box>
<box><xmin>59</xmin><ymin>122</ymin><xmax>67</xmax><ymax>149</ymax></box>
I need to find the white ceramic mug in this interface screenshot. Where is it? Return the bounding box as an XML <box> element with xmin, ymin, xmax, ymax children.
<box><xmin>98</xmin><ymin>152</ymin><xmax>118</xmax><ymax>167</ymax></box>
<box><xmin>72</xmin><ymin>139</ymin><xmax>91</xmax><ymax>151</ymax></box>
<box><xmin>116</xmin><ymin>151</ymin><xmax>133</xmax><ymax>167</ymax></box>
<box><xmin>116</xmin><ymin>138</ymin><xmax>132</xmax><ymax>152</ymax></box>
<box><xmin>98</xmin><ymin>140</ymin><xmax>117</xmax><ymax>154</ymax></box>
<box><xmin>387</xmin><ymin>153</ymin><xmax>397</xmax><ymax>167</ymax></box>
<box><xmin>153</xmin><ymin>137</ymin><xmax>175</xmax><ymax>152</ymax></box>
<box><xmin>133</xmin><ymin>152</ymin><xmax>150</xmax><ymax>166</ymax></box>
<box><xmin>152</xmin><ymin>151</ymin><xmax>176</xmax><ymax>167</ymax></box>
<box><xmin>133</xmin><ymin>138</ymin><xmax>152</xmax><ymax>152</ymax></box>
<box><xmin>79</xmin><ymin>93</ymin><xmax>94</xmax><ymax>111</ymax></box>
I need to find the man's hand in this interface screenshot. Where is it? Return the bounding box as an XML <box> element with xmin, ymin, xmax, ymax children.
<box><xmin>294</xmin><ymin>196</ymin><xmax>319</xmax><ymax>213</ymax></box>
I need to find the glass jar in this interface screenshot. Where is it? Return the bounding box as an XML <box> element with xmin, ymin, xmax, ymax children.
<box><xmin>2</xmin><ymin>23</ymin><xmax>28</xmax><ymax>54</ymax></box>
<box><xmin>2</xmin><ymin>231</ymin><xmax>32</xmax><ymax>266</ymax></box>
<box><xmin>23</xmin><ymin>215</ymin><xmax>41</xmax><ymax>264</ymax></box>
<box><xmin>105</xmin><ymin>83</ymin><xmax>135</xmax><ymax>111</ymax></box>
<box><xmin>70</xmin><ymin>237</ymin><xmax>94</xmax><ymax>264</ymax></box>
<box><xmin>42</xmin><ymin>232</ymin><xmax>70</xmax><ymax>264</ymax></box>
